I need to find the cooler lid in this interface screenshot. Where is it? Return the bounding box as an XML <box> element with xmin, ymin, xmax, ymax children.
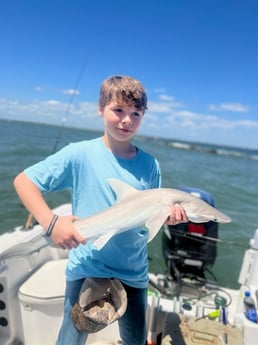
<box><xmin>19</xmin><ymin>259</ymin><xmax>67</xmax><ymax>300</ymax></box>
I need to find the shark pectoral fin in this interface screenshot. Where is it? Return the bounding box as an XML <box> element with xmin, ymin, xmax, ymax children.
<box><xmin>146</xmin><ymin>208</ymin><xmax>171</xmax><ymax>243</ymax></box>
<box><xmin>92</xmin><ymin>230</ymin><xmax>118</xmax><ymax>250</ymax></box>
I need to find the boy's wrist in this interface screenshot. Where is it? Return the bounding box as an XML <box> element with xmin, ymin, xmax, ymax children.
<box><xmin>40</xmin><ymin>212</ymin><xmax>57</xmax><ymax>232</ymax></box>
<box><xmin>46</xmin><ymin>214</ymin><xmax>59</xmax><ymax>236</ymax></box>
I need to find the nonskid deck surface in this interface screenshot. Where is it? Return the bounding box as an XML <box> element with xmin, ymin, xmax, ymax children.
<box><xmin>147</xmin><ymin>273</ymin><xmax>243</xmax><ymax>345</ymax></box>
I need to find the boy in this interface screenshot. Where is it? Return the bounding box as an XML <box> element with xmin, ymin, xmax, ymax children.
<box><xmin>14</xmin><ymin>75</ymin><xmax>187</xmax><ymax>345</ymax></box>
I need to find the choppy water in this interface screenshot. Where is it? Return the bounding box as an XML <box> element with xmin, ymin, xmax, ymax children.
<box><xmin>1</xmin><ymin>119</ymin><xmax>257</xmax><ymax>289</ymax></box>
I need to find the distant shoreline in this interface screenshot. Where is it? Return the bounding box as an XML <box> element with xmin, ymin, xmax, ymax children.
<box><xmin>1</xmin><ymin>118</ymin><xmax>257</xmax><ymax>157</ymax></box>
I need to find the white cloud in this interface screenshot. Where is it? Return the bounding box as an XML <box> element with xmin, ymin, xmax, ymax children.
<box><xmin>35</xmin><ymin>85</ymin><xmax>46</xmax><ymax>92</ymax></box>
<box><xmin>152</xmin><ymin>87</ymin><xmax>166</xmax><ymax>94</ymax></box>
<box><xmin>209</xmin><ymin>102</ymin><xmax>250</xmax><ymax>112</ymax></box>
<box><xmin>148</xmin><ymin>101</ymin><xmax>175</xmax><ymax>113</ymax></box>
<box><xmin>148</xmin><ymin>94</ymin><xmax>184</xmax><ymax>113</ymax></box>
<box><xmin>158</xmin><ymin>94</ymin><xmax>176</xmax><ymax>102</ymax></box>
<box><xmin>0</xmin><ymin>96</ymin><xmax>258</xmax><ymax>148</ymax></box>
<box><xmin>61</xmin><ymin>89</ymin><xmax>80</xmax><ymax>95</ymax></box>
<box><xmin>235</xmin><ymin>120</ymin><xmax>258</xmax><ymax>128</ymax></box>
<box><xmin>35</xmin><ymin>85</ymin><xmax>80</xmax><ymax>96</ymax></box>
<box><xmin>158</xmin><ymin>94</ymin><xmax>184</xmax><ymax>108</ymax></box>
<box><xmin>165</xmin><ymin>108</ymin><xmax>258</xmax><ymax>131</ymax></box>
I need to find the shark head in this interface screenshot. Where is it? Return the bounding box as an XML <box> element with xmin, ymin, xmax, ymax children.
<box><xmin>173</xmin><ymin>189</ymin><xmax>231</xmax><ymax>223</ymax></box>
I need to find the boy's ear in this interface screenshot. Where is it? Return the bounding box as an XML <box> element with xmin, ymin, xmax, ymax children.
<box><xmin>98</xmin><ymin>105</ymin><xmax>103</xmax><ymax>116</ymax></box>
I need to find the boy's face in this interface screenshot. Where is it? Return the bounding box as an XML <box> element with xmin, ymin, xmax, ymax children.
<box><xmin>98</xmin><ymin>101</ymin><xmax>144</xmax><ymax>143</ymax></box>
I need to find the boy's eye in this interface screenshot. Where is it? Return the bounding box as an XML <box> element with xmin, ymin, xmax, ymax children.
<box><xmin>114</xmin><ymin>107</ymin><xmax>123</xmax><ymax>113</ymax></box>
<box><xmin>132</xmin><ymin>112</ymin><xmax>142</xmax><ymax>118</ymax></box>
<box><xmin>112</xmin><ymin>107</ymin><xmax>142</xmax><ymax>118</ymax></box>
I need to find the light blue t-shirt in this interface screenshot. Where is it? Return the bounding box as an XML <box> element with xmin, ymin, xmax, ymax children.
<box><xmin>25</xmin><ymin>137</ymin><xmax>161</xmax><ymax>288</ymax></box>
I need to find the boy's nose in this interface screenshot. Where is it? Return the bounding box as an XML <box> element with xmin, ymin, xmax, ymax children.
<box><xmin>122</xmin><ymin>113</ymin><xmax>132</xmax><ymax>125</ymax></box>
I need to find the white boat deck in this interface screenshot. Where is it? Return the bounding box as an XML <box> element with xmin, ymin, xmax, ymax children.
<box><xmin>1</xmin><ymin>204</ymin><xmax>258</xmax><ymax>344</ymax></box>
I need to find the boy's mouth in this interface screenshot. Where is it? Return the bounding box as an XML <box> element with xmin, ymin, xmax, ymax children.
<box><xmin>117</xmin><ymin>127</ymin><xmax>132</xmax><ymax>133</ymax></box>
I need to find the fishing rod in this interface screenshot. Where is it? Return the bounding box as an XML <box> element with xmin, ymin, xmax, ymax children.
<box><xmin>24</xmin><ymin>56</ymin><xmax>89</xmax><ymax>229</ymax></box>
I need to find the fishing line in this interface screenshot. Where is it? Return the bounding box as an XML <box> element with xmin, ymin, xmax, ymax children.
<box><xmin>51</xmin><ymin>54</ymin><xmax>90</xmax><ymax>154</ymax></box>
<box><xmin>166</xmin><ymin>230</ymin><xmax>248</xmax><ymax>249</ymax></box>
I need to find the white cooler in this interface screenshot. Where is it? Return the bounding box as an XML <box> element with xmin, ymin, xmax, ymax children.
<box><xmin>18</xmin><ymin>259</ymin><xmax>67</xmax><ymax>345</ymax></box>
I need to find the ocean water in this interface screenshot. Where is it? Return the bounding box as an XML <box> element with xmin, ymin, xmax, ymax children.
<box><xmin>1</xmin><ymin>119</ymin><xmax>258</xmax><ymax>289</ymax></box>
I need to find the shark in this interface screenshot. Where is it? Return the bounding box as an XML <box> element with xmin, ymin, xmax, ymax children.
<box><xmin>0</xmin><ymin>179</ymin><xmax>231</xmax><ymax>261</ymax></box>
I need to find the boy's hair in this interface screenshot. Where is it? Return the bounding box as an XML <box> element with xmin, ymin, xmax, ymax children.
<box><xmin>98</xmin><ymin>75</ymin><xmax>148</xmax><ymax>112</ymax></box>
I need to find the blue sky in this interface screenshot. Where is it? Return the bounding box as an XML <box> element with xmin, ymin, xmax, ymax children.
<box><xmin>1</xmin><ymin>0</ymin><xmax>258</xmax><ymax>149</ymax></box>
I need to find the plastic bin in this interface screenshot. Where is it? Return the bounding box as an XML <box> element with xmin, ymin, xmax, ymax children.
<box><xmin>18</xmin><ymin>259</ymin><xmax>67</xmax><ymax>345</ymax></box>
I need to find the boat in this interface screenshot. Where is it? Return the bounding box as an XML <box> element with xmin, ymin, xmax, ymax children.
<box><xmin>1</xmin><ymin>200</ymin><xmax>258</xmax><ymax>345</ymax></box>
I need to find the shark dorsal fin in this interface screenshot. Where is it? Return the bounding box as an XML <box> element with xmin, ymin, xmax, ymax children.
<box><xmin>108</xmin><ymin>179</ymin><xmax>140</xmax><ymax>201</ymax></box>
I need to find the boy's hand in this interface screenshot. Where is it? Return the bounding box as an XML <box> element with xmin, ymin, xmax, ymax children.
<box><xmin>50</xmin><ymin>215</ymin><xmax>86</xmax><ymax>250</ymax></box>
<box><xmin>166</xmin><ymin>204</ymin><xmax>188</xmax><ymax>225</ymax></box>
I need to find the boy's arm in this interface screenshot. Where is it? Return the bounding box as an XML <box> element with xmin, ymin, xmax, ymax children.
<box><xmin>13</xmin><ymin>172</ymin><xmax>86</xmax><ymax>249</ymax></box>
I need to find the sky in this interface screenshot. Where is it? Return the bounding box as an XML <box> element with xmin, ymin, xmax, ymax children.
<box><xmin>1</xmin><ymin>0</ymin><xmax>258</xmax><ymax>149</ymax></box>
